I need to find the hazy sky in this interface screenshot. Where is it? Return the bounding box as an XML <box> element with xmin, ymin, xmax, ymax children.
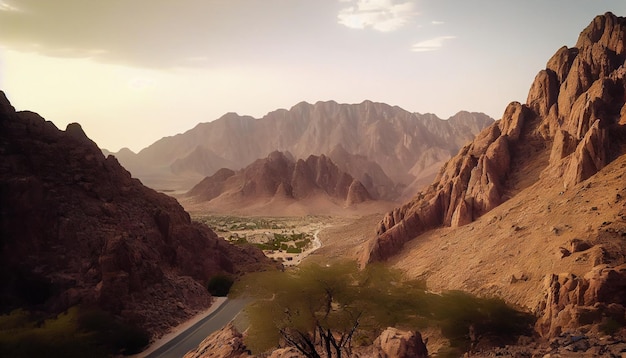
<box><xmin>1</xmin><ymin>1</ymin><xmax>625</xmax><ymax>152</ymax></box>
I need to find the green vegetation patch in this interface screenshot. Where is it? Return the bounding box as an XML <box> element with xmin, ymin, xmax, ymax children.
<box><xmin>207</xmin><ymin>274</ymin><xmax>235</xmax><ymax>297</ymax></box>
<box><xmin>0</xmin><ymin>306</ymin><xmax>149</xmax><ymax>357</ymax></box>
<box><xmin>231</xmin><ymin>261</ymin><xmax>535</xmax><ymax>357</ymax></box>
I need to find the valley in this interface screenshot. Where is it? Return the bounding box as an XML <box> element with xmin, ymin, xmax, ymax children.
<box><xmin>191</xmin><ymin>214</ymin><xmax>338</xmax><ymax>266</ymax></box>
<box><xmin>2</xmin><ymin>9</ymin><xmax>626</xmax><ymax>358</ymax></box>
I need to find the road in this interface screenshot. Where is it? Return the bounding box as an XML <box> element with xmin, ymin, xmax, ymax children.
<box><xmin>144</xmin><ymin>230</ymin><xmax>324</xmax><ymax>357</ymax></box>
<box><xmin>145</xmin><ymin>298</ymin><xmax>249</xmax><ymax>358</ymax></box>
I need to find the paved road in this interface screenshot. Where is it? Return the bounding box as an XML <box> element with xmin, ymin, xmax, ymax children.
<box><xmin>145</xmin><ymin>299</ymin><xmax>248</xmax><ymax>358</ymax></box>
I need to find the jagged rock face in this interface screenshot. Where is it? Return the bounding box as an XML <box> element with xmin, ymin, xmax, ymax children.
<box><xmin>327</xmin><ymin>144</ymin><xmax>400</xmax><ymax>200</ymax></box>
<box><xmin>182</xmin><ymin>323</ymin><xmax>250</xmax><ymax>358</ymax></box>
<box><xmin>186</xmin><ymin>151</ymin><xmax>371</xmax><ymax>207</ymax></box>
<box><xmin>114</xmin><ymin>102</ymin><xmax>493</xmax><ymax>196</ymax></box>
<box><xmin>0</xmin><ymin>92</ymin><xmax>273</xmax><ymax>337</ymax></box>
<box><xmin>536</xmin><ymin>264</ymin><xmax>626</xmax><ymax>337</ymax></box>
<box><xmin>186</xmin><ymin>168</ymin><xmax>236</xmax><ymax>202</ymax></box>
<box><xmin>366</xmin><ymin>12</ymin><xmax>626</xmax><ymax>263</ymax></box>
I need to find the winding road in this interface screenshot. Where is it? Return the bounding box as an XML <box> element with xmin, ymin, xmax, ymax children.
<box><xmin>145</xmin><ymin>299</ymin><xmax>249</xmax><ymax>358</ymax></box>
<box><xmin>144</xmin><ymin>228</ymin><xmax>325</xmax><ymax>357</ymax></box>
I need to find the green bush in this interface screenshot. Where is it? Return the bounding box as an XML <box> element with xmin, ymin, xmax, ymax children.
<box><xmin>207</xmin><ymin>274</ymin><xmax>234</xmax><ymax>297</ymax></box>
<box><xmin>0</xmin><ymin>306</ymin><xmax>149</xmax><ymax>357</ymax></box>
<box><xmin>285</xmin><ymin>247</ymin><xmax>301</xmax><ymax>254</ymax></box>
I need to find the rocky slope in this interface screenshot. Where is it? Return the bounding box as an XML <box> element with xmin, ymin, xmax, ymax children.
<box><xmin>0</xmin><ymin>91</ymin><xmax>275</xmax><ymax>338</ymax></box>
<box><xmin>183</xmin><ymin>324</ymin><xmax>427</xmax><ymax>358</ymax></box>
<box><xmin>184</xmin><ymin>151</ymin><xmax>372</xmax><ymax>214</ymax></box>
<box><xmin>111</xmin><ymin>102</ymin><xmax>493</xmax><ymax>197</ymax></box>
<box><xmin>364</xmin><ymin>12</ymin><xmax>626</xmax><ymax>340</ymax></box>
<box><xmin>369</xmin><ymin>12</ymin><xmax>626</xmax><ymax>263</ymax></box>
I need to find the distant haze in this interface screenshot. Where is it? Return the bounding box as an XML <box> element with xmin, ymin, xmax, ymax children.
<box><xmin>1</xmin><ymin>0</ymin><xmax>624</xmax><ymax>152</ymax></box>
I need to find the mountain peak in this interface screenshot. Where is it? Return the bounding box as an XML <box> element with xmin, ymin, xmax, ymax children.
<box><xmin>368</xmin><ymin>12</ymin><xmax>626</xmax><ymax>262</ymax></box>
<box><xmin>576</xmin><ymin>12</ymin><xmax>626</xmax><ymax>54</ymax></box>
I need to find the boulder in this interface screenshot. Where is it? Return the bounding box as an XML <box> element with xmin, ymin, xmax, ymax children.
<box><xmin>183</xmin><ymin>323</ymin><xmax>251</xmax><ymax>358</ymax></box>
<box><xmin>372</xmin><ymin>327</ymin><xmax>428</xmax><ymax>358</ymax></box>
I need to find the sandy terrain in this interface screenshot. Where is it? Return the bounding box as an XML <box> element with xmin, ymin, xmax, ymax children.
<box><xmin>388</xmin><ymin>155</ymin><xmax>626</xmax><ymax>312</ymax></box>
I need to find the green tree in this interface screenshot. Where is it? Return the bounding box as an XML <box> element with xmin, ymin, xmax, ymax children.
<box><xmin>232</xmin><ymin>261</ymin><xmax>416</xmax><ymax>357</ymax></box>
<box><xmin>207</xmin><ymin>274</ymin><xmax>234</xmax><ymax>297</ymax></box>
<box><xmin>232</xmin><ymin>261</ymin><xmax>535</xmax><ymax>357</ymax></box>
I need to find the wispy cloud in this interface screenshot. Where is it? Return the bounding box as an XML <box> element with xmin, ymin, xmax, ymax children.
<box><xmin>411</xmin><ymin>36</ymin><xmax>456</xmax><ymax>52</ymax></box>
<box><xmin>431</xmin><ymin>20</ymin><xmax>444</xmax><ymax>25</ymax></box>
<box><xmin>338</xmin><ymin>0</ymin><xmax>418</xmax><ymax>32</ymax></box>
<box><xmin>0</xmin><ymin>1</ymin><xmax>20</xmax><ymax>12</ymax></box>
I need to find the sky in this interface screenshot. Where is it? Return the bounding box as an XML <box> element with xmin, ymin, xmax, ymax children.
<box><xmin>1</xmin><ymin>1</ymin><xmax>625</xmax><ymax>152</ymax></box>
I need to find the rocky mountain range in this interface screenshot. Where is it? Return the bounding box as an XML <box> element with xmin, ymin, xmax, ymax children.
<box><xmin>108</xmin><ymin>102</ymin><xmax>493</xmax><ymax>200</ymax></box>
<box><xmin>184</xmin><ymin>151</ymin><xmax>372</xmax><ymax>214</ymax></box>
<box><xmin>362</xmin><ymin>12</ymin><xmax>626</xmax><ymax>343</ymax></box>
<box><xmin>0</xmin><ymin>91</ymin><xmax>275</xmax><ymax>338</ymax></box>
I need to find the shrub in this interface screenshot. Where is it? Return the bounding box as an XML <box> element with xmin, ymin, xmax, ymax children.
<box><xmin>207</xmin><ymin>274</ymin><xmax>234</xmax><ymax>297</ymax></box>
<box><xmin>0</xmin><ymin>306</ymin><xmax>149</xmax><ymax>357</ymax></box>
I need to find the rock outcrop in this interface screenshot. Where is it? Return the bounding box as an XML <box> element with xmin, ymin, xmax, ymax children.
<box><xmin>183</xmin><ymin>323</ymin><xmax>250</xmax><ymax>358</ymax></box>
<box><xmin>536</xmin><ymin>264</ymin><xmax>626</xmax><ymax>337</ymax></box>
<box><xmin>366</xmin><ymin>12</ymin><xmax>626</xmax><ymax>263</ymax></box>
<box><xmin>184</xmin><ymin>325</ymin><xmax>428</xmax><ymax>358</ymax></box>
<box><xmin>186</xmin><ymin>151</ymin><xmax>371</xmax><ymax>208</ymax></box>
<box><xmin>111</xmin><ymin>102</ymin><xmax>493</xmax><ymax>196</ymax></box>
<box><xmin>371</xmin><ymin>327</ymin><xmax>428</xmax><ymax>358</ymax></box>
<box><xmin>0</xmin><ymin>91</ymin><xmax>275</xmax><ymax>337</ymax></box>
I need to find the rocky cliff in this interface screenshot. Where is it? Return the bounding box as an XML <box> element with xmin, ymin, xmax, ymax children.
<box><xmin>111</xmin><ymin>102</ymin><xmax>493</xmax><ymax>197</ymax></box>
<box><xmin>0</xmin><ymin>91</ymin><xmax>274</xmax><ymax>337</ymax></box>
<box><xmin>368</xmin><ymin>12</ymin><xmax>626</xmax><ymax>263</ymax></box>
<box><xmin>185</xmin><ymin>151</ymin><xmax>371</xmax><ymax>212</ymax></box>
<box><xmin>364</xmin><ymin>12</ymin><xmax>626</xmax><ymax>342</ymax></box>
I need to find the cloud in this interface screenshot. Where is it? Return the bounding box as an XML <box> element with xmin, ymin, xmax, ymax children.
<box><xmin>0</xmin><ymin>1</ymin><xmax>325</xmax><ymax>68</ymax></box>
<box><xmin>411</xmin><ymin>36</ymin><xmax>456</xmax><ymax>52</ymax></box>
<box><xmin>0</xmin><ymin>1</ymin><xmax>20</xmax><ymax>12</ymax></box>
<box><xmin>338</xmin><ymin>0</ymin><xmax>418</xmax><ymax>32</ymax></box>
<box><xmin>431</xmin><ymin>20</ymin><xmax>444</xmax><ymax>25</ymax></box>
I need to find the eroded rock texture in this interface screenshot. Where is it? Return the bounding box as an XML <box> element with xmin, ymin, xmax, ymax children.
<box><xmin>0</xmin><ymin>92</ymin><xmax>274</xmax><ymax>337</ymax></box>
<box><xmin>367</xmin><ymin>13</ymin><xmax>626</xmax><ymax>264</ymax></box>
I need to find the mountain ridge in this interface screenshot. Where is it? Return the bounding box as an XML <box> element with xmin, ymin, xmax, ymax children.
<box><xmin>363</xmin><ymin>11</ymin><xmax>626</xmax><ymax>339</ymax></box>
<box><xmin>110</xmin><ymin>101</ymin><xmax>493</xmax><ymax>197</ymax></box>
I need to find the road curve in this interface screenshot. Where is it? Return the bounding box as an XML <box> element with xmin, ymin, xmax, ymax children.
<box><xmin>144</xmin><ymin>228</ymin><xmax>325</xmax><ymax>357</ymax></box>
<box><xmin>145</xmin><ymin>298</ymin><xmax>248</xmax><ymax>358</ymax></box>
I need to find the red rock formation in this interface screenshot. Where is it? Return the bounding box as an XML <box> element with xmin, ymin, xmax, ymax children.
<box><xmin>373</xmin><ymin>327</ymin><xmax>428</xmax><ymax>358</ymax></box>
<box><xmin>536</xmin><ymin>264</ymin><xmax>626</xmax><ymax>337</ymax></box>
<box><xmin>187</xmin><ymin>168</ymin><xmax>236</xmax><ymax>201</ymax></box>
<box><xmin>0</xmin><ymin>91</ymin><xmax>274</xmax><ymax>337</ymax></box>
<box><xmin>186</xmin><ymin>151</ymin><xmax>372</xmax><ymax>207</ymax></box>
<box><xmin>183</xmin><ymin>325</ymin><xmax>428</xmax><ymax>358</ymax></box>
<box><xmin>366</xmin><ymin>12</ymin><xmax>626</xmax><ymax>263</ymax></box>
<box><xmin>183</xmin><ymin>323</ymin><xmax>250</xmax><ymax>358</ymax></box>
<box><xmin>113</xmin><ymin>101</ymin><xmax>493</xmax><ymax>195</ymax></box>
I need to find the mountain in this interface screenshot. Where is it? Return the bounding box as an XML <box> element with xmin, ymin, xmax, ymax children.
<box><xmin>183</xmin><ymin>151</ymin><xmax>373</xmax><ymax>215</ymax></box>
<box><xmin>111</xmin><ymin>102</ymin><xmax>493</xmax><ymax>196</ymax></box>
<box><xmin>0</xmin><ymin>91</ymin><xmax>275</xmax><ymax>338</ymax></box>
<box><xmin>363</xmin><ymin>12</ymin><xmax>626</xmax><ymax>339</ymax></box>
<box><xmin>326</xmin><ymin>144</ymin><xmax>400</xmax><ymax>200</ymax></box>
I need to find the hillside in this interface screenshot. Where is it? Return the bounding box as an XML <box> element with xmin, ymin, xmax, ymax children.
<box><xmin>0</xmin><ymin>91</ymin><xmax>275</xmax><ymax>339</ymax></box>
<box><xmin>362</xmin><ymin>12</ymin><xmax>626</xmax><ymax>339</ymax></box>
<box><xmin>110</xmin><ymin>102</ymin><xmax>493</xmax><ymax>197</ymax></box>
<box><xmin>182</xmin><ymin>151</ymin><xmax>388</xmax><ymax>216</ymax></box>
